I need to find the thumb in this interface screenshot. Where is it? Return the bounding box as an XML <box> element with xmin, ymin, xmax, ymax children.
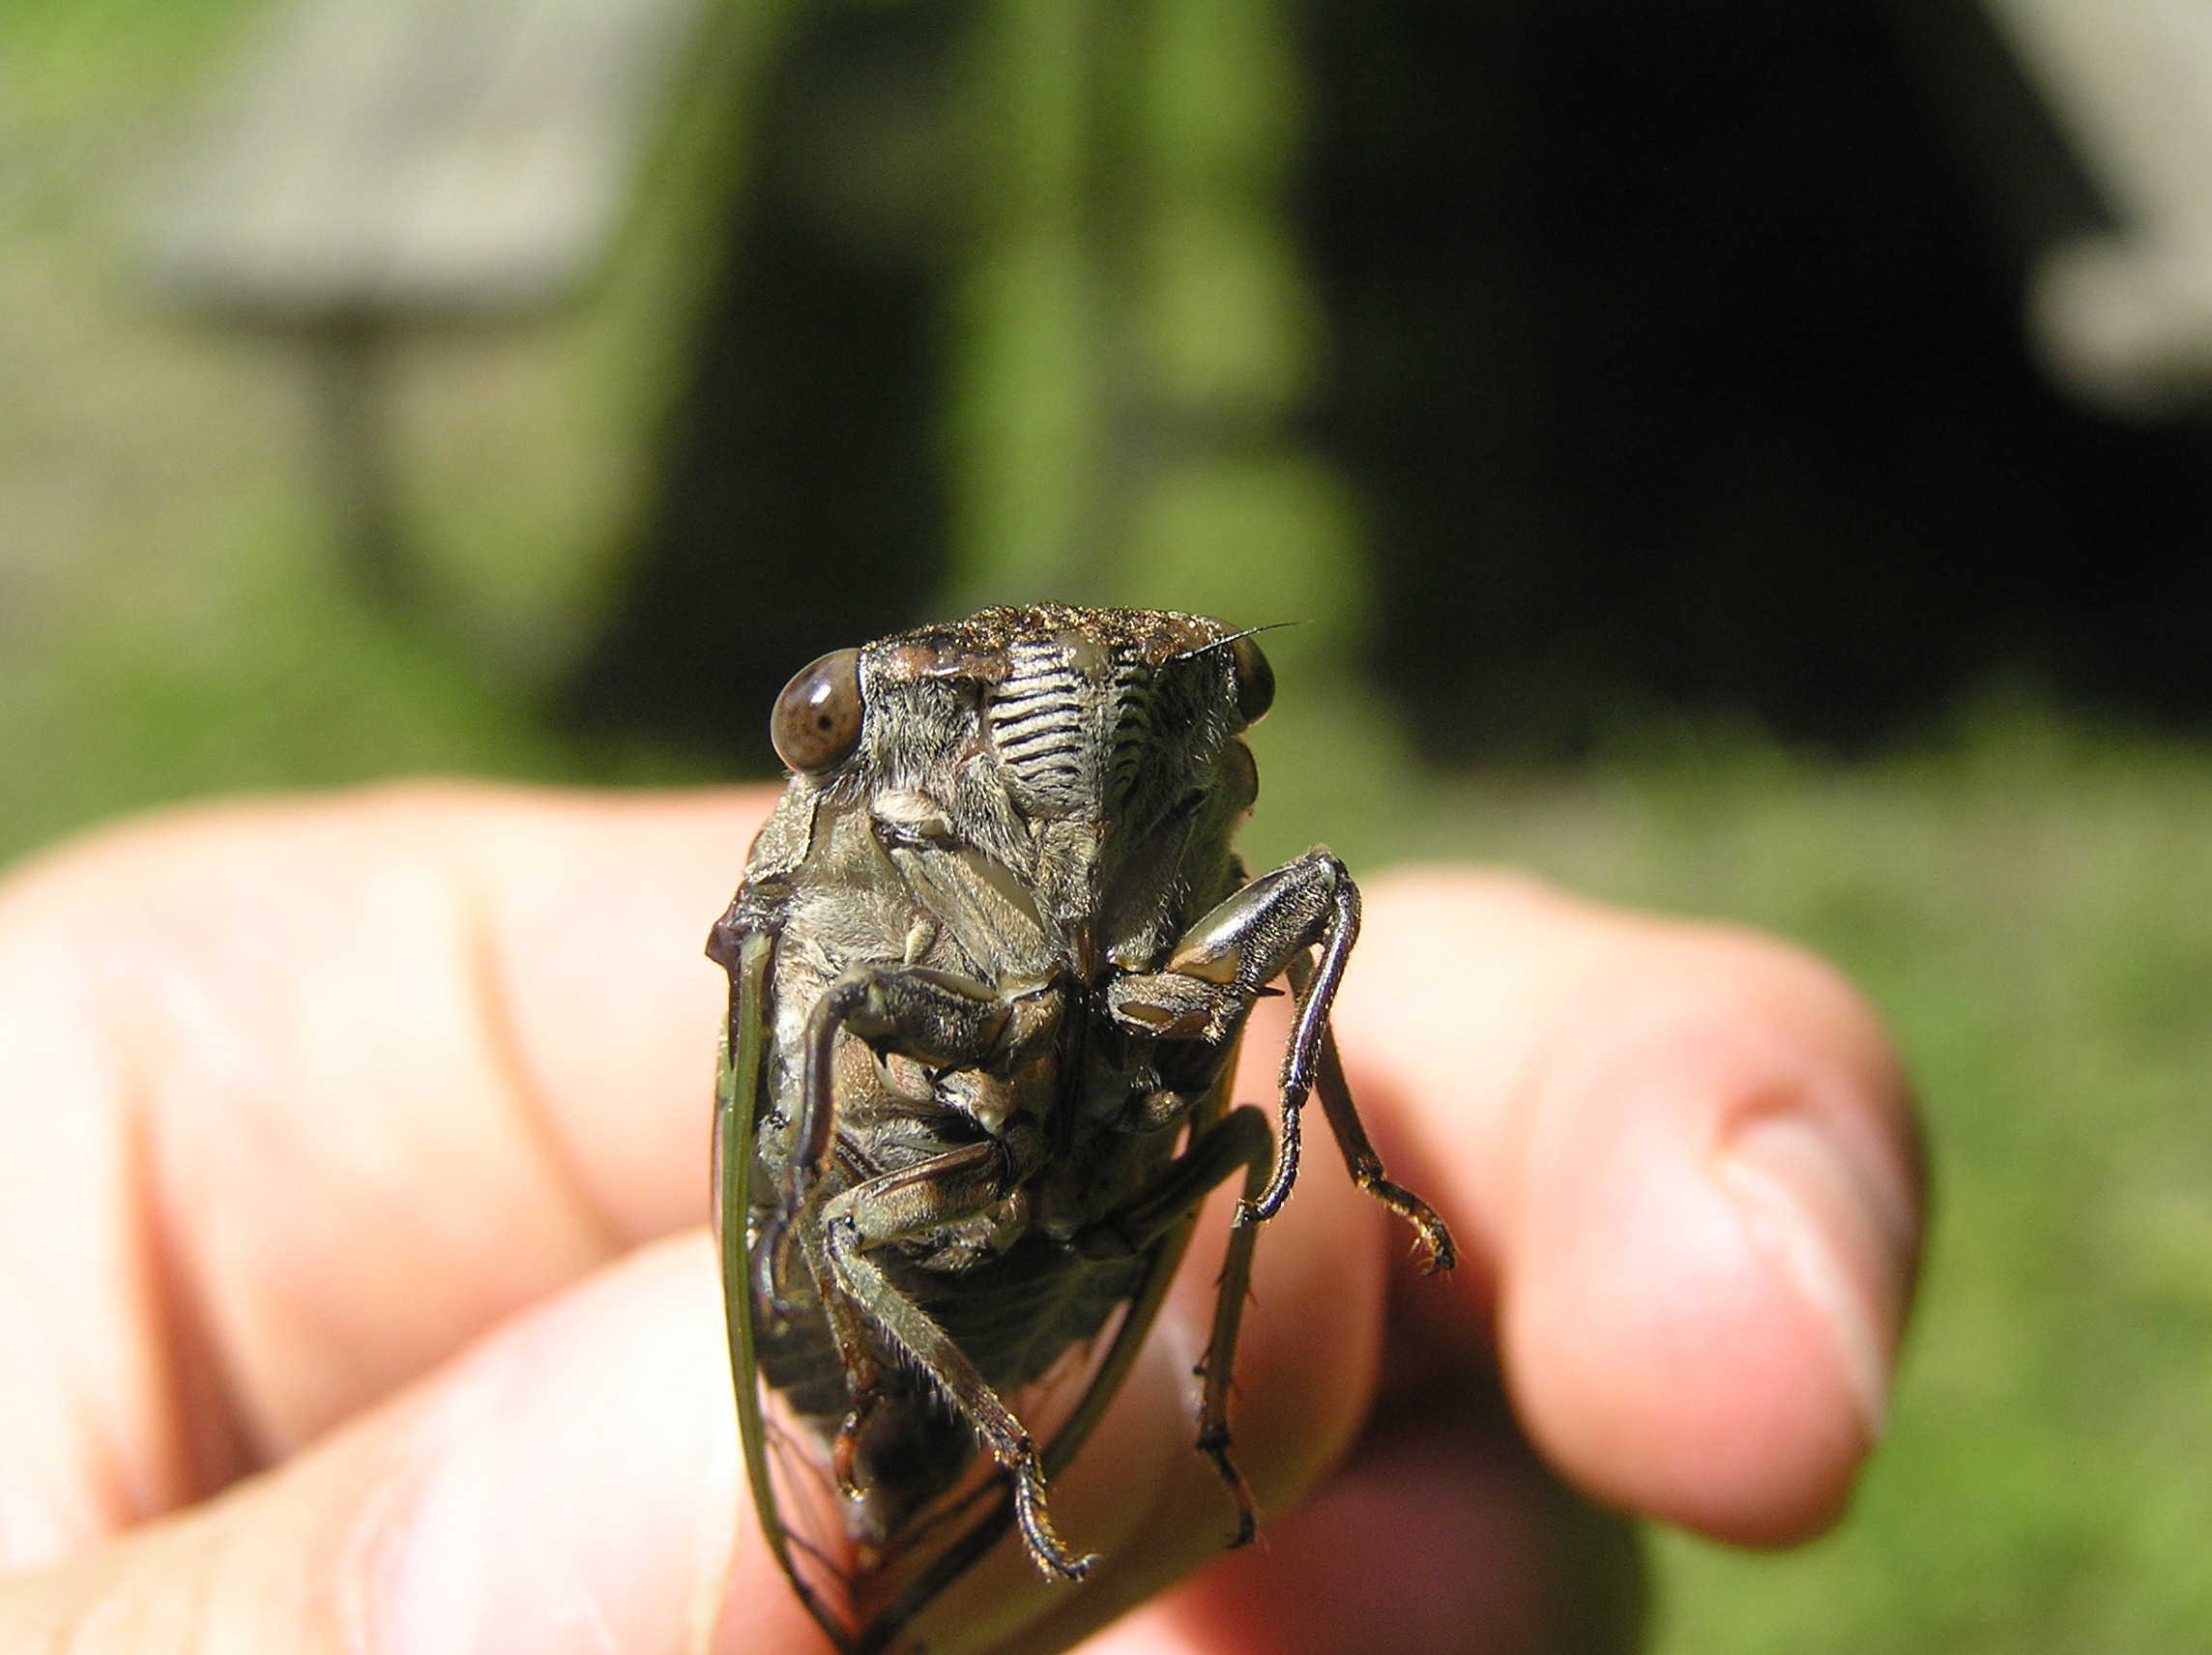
<box><xmin>0</xmin><ymin>1234</ymin><xmax>823</xmax><ymax>1655</ymax></box>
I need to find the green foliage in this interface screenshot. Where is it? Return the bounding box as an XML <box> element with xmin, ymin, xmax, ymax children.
<box><xmin>1242</xmin><ymin>711</ymin><xmax>2212</xmax><ymax>1653</ymax></box>
<box><xmin>948</xmin><ymin>0</ymin><xmax>1359</xmax><ymax>666</ymax></box>
<box><xmin>0</xmin><ymin>0</ymin><xmax>742</xmax><ymax>863</ymax></box>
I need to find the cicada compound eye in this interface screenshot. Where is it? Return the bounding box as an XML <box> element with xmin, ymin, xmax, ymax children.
<box><xmin>771</xmin><ymin>647</ymin><xmax>864</xmax><ymax>771</ymax></box>
<box><xmin>1229</xmin><ymin>634</ymin><xmax>1275</xmax><ymax>726</ymax></box>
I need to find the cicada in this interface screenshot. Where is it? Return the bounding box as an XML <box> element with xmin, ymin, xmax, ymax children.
<box><xmin>708</xmin><ymin>605</ymin><xmax>1455</xmax><ymax>1654</ymax></box>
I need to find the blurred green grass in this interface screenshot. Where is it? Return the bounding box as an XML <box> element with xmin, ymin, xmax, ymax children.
<box><xmin>0</xmin><ymin>0</ymin><xmax>754</xmax><ymax>860</ymax></box>
<box><xmin>1250</xmin><ymin>699</ymin><xmax>2212</xmax><ymax>1651</ymax></box>
<box><xmin>0</xmin><ymin>0</ymin><xmax>608</xmax><ymax>862</ymax></box>
<box><xmin>6</xmin><ymin>3</ymin><xmax>2210</xmax><ymax>1650</ymax></box>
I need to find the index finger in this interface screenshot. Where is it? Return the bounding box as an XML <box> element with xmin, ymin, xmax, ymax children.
<box><xmin>1332</xmin><ymin>869</ymin><xmax>1922</xmax><ymax>1544</ymax></box>
<box><xmin>1016</xmin><ymin>873</ymin><xmax>1920</xmax><ymax>1655</ymax></box>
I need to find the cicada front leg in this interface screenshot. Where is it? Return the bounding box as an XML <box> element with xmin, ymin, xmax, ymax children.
<box><xmin>1101</xmin><ymin>850</ymin><xmax>1459</xmax><ymax>1540</ymax></box>
<box><xmin>758</xmin><ymin>963</ymin><xmax>1011</xmax><ymax>1315</ymax></box>
<box><xmin>1111</xmin><ymin>848</ymin><xmax>1456</xmax><ymax>1269</ymax></box>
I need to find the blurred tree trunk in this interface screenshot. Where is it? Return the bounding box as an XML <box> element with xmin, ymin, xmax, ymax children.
<box><xmin>947</xmin><ymin>0</ymin><xmax>1367</xmax><ymax>674</ymax></box>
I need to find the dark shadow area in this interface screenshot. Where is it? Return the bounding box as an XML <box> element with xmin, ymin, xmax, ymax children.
<box><xmin>1302</xmin><ymin>0</ymin><xmax>2212</xmax><ymax>756</ymax></box>
<box><xmin>567</xmin><ymin>0</ymin><xmax>968</xmax><ymax>772</ymax></box>
<box><xmin>574</xmin><ymin>0</ymin><xmax>2212</xmax><ymax>767</ymax></box>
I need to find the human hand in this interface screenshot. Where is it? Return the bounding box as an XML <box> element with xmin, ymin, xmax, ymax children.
<box><xmin>0</xmin><ymin>784</ymin><xmax>1918</xmax><ymax>1654</ymax></box>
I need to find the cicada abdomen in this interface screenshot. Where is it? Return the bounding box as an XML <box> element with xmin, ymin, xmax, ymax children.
<box><xmin>717</xmin><ymin>930</ymin><xmax>1216</xmax><ymax>1651</ymax></box>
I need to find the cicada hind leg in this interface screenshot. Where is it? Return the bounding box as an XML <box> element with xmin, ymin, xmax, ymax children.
<box><xmin>737</xmin><ymin>1197</ymin><xmax>962</xmax><ymax>1645</ymax></box>
<box><xmin>741</xmin><ymin>1232</ymin><xmax>980</xmax><ymax>1649</ymax></box>
<box><xmin>839</xmin><ymin>1278</ymin><xmax>1176</xmax><ymax>1653</ymax></box>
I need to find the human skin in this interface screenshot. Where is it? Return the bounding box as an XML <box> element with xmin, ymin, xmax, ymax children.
<box><xmin>0</xmin><ymin>784</ymin><xmax>1920</xmax><ymax>1654</ymax></box>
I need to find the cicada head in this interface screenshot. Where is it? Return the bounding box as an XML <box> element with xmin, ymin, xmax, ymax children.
<box><xmin>768</xmin><ymin>605</ymin><xmax>1271</xmax><ymax>979</ymax></box>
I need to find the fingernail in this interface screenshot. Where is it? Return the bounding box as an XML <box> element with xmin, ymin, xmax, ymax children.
<box><xmin>1718</xmin><ymin>1110</ymin><xmax>1915</xmax><ymax>1440</ymax></box>
<box><xmin>377</xmin><ymin>1238</ymin><xmax>740</xmax><ymax>1655</ymax></box>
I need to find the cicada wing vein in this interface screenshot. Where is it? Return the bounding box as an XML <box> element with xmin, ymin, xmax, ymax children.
<box><xmin>719</xmin><ymin>930</ymin><xmax>867</xmax><ymax>1652</ymax></box>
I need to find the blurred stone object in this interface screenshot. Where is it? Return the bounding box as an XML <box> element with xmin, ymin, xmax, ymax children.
<box><xmin>1983</xmin><ymin>0</ymin><xmax>2212</xmax><ymax>414</ymax></box>
<box><xmin>150</xmin><ymin>0</ymin><xmax>716</xmax><ymax>605</ymax></box>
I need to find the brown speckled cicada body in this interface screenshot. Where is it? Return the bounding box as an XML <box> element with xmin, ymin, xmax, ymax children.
<box><xmin>708</xmin><ymin>605</ymin><xmax>1453</xmax><ymax>1654</ymax></box>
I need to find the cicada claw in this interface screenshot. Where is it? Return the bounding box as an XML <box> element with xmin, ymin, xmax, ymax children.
<box><xmin>1195</xmin><ymin>1419</ymin><xmax>1260</xmax><ymax>1549</ymax></box>
<box><xmin>754</xmin><ymin>1209</ymin><xmax>805</xmax><ymax>1322</ymax></box>
<box><xmin>832</xmin><ymin>1392</ymin><xmax>881</xmax><ymax>1500</ymax></box>
<box><xmin>1355</xmin><ymin>1171</ymin><xmax>1457</xmax><ymax>1274</ymax></box>
<box><xmin>1012</xmin><ymin>1455</ymin><xmax>1095</xmax><ymax>1582</ymax></box>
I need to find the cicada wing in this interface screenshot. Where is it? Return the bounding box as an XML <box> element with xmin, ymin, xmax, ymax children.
<box><xmin>718</xmin><ymin>930</ymin><xmax>868</xmax><ymax>1653</ymax></box>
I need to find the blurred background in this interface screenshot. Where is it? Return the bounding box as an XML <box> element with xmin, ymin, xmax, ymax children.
<box><xmin>8</xmin><ymin>0</ymin><xmax>2212</xmax><ymax>1645</ymax></box>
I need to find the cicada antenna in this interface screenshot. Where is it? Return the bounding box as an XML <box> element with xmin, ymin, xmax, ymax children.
<box><xmin>1171</xmin><ymin>620</ymin><xmax>1308</xmax><ymax>662</ymax></box>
